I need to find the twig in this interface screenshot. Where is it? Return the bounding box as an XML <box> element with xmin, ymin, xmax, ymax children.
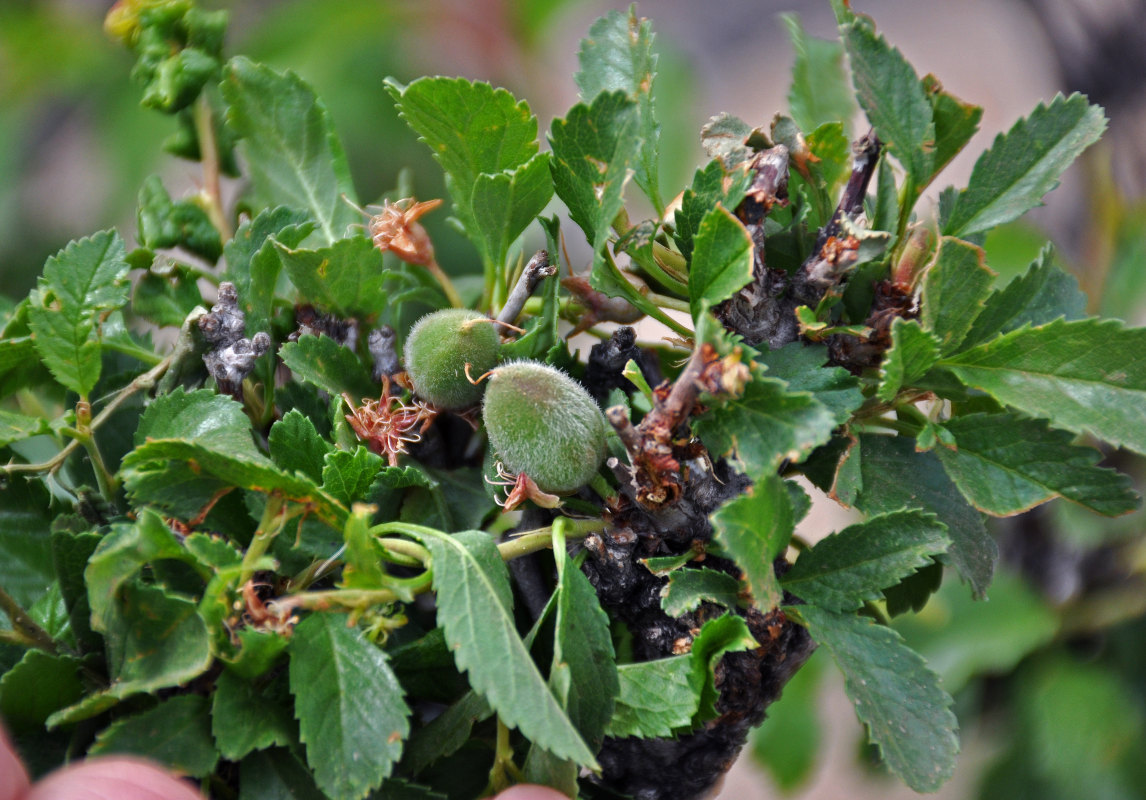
<box><xmin>0</xmin><ymin>584</ymin><xmax>57</xmax><ymax>654</ymax></box>
<box><xmin>1</xmin><ymin>352</ymin><xmax>175</xmax><ymax>478</ymax></box>
<box><xmin>193</xmin><ymin>94</ymin><xmax>232</xmax><ymax>240</ymax></box>
<box><xmin>496</xmin><ymin>250</ymin><xmax>556</xmax><ymax>325</ymax></box>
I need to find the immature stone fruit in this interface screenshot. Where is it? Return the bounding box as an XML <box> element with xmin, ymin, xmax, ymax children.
<box><xmin>403</xmin><ymin>309</ymin><xmax>500</xmax><ymax>410</ymax></box>
<box><xmin>482</xmin><ymin>361</ymin><xmax>607</xmax><ymax>494</ymax></box>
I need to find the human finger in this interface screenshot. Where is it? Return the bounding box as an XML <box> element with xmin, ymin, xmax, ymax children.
<box><xmin>493</xmin><ymin>785</ymin><xmax>570</xmax><ymax>800</ymax></box>
<box><xmin>0</xmin><ymin>724</ymin><xmax>31</xmax><ymax>800</ymax></box>
<box><xmin>24</xmin><ymin>757</ymin><xmax>203</xmax><ymax>800</ymax></box>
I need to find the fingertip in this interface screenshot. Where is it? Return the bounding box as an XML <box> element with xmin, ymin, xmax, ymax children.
<box><xmin>494</xmin><ymin>786</ymin><xmax>571</xmax><ymax>800</ymax></box>
<box><xmin>0</xmin><ymin>724</ymin><xmax>31</xmax><ymax>800</ymax></box>
<box><xmin>24</xmin><ymin>757</ymin><xmax>204</xmax><ymax>800</ymax></box>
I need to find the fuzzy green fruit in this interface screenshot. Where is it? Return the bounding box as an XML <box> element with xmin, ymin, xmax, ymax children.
<box><xmin>404</xmin><ymin>309</ymin><xmax>500</xmax><ymax>410</ymax></box>
<box><xmin>482</xmin><ymin>360</ymin><xmax>607</xmax><ymax>494</ymax></box>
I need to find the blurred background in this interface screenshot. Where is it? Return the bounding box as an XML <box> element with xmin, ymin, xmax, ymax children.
<box><xmin>2</xmin><ymin>1</ymin><xmax>1145</xmax><ymax>798</ymax></box>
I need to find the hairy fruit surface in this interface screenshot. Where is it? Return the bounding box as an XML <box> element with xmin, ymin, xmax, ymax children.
<box><xmin>482</xmin><ymin>360</ymin><xmax>607</xmax><ymax>494</ymax></box>
<box><xmin>403</xmin><ymin>308</ymin><xmax>500</xmax><ymax>410</ymax></box>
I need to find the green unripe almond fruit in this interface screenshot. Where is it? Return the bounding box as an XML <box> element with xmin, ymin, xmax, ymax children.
<box><xmin>482</xmin><ymin>361</ymin><xmax>607</xmax><ymax>494</ymax></box>
<box><xmin>404</xmin><ymin>309</ymin><xmax>500</xmax><ymax>410</ymax></box>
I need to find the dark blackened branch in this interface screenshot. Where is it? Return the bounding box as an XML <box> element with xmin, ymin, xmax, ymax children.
<box><xmin>289</xmin><ymin>305</ymin><xmax>359</xmax><ymax>350</ymax></box>
<box><xmin>799</xmin><ymin>129</ymin><xmax>882</xmax><ymax>292</ymax></box>
<box><xmin>607</xmin><ymin>344</ymin><xmax>749</xmax><ymax>510</ymax></box>
<box><xmin>368</xmin><ymin>326</ymin><xmax>401</xmax><ymax>382</ymax></box>
<box><xmin>497</xmin><ymin>250</ymin><xmax>555</xmax><ymax>326</ymax></box>
<box><xmin>199</xmin><ymin>281</ymin><xmax>272</xmax><ymax>397</ymax></box>
<box><xmin>584</xmin><ymin>326</ymin><xmax>661</xmax><ymax>404</ymax></box>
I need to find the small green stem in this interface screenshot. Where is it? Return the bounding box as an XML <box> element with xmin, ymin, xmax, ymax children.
<box><xmin>273</xmin><ymin>587</ymin><xmax>402</xmax><ymax>614</ymax></box>
<box><xmin>376</xmin><ymin>537</ymin><xmax>431</xmax><ymax>564</ymax></box>
<box><xmin>487</xmin><ymin>716</ymin><xmax>525</xmax><ymax>794</ymax></box>
<box><xmin>499</xmin><ymin>518</ymin><xmax>606</xmax><ymax>561</ymax></box>
<box><xmin>896</xmin><ymin>404</ymin><xmax>929</xmax><ymax>431</ymax></box>
<box><xmin>240</xmin><ymin>495</ymin><xmax>289</xmax><ymax>586</ymax></box>
<box><xmin>0</xmin><ymin>584</ymin><xmax>56</xmax><ymax>654</ymax></box>
<box><xmin>646</xmin><ymin>291</ymin><xmax>690</xmax><ymax>313</ymax></box>
<box><xmin>1</xmin><ymin>352</ymin><xmax>174</xmax><ymax>478</ymax></box>
<box><xmin>426</xmin><ymin>258</ymin><xmax>465</xmax><ymax>309</ymax></box>
<box><xmin>852</xmin><ymin>417</ymin><xmax>917</xmax><ymax>437</ymax></box>
<box><xmin>588</xmin><ymin>473</ymin><xmax>616</xmax><ymax>503</ymax></box>
<box><xmin>80</xmin><ymin>436</ymin><xmax>118</xmax><ymax>502</ymax></box>
<box><xmin>193</xmin><ymin>94</ymin><xmax>232</xmax><ymax>240</ymax></box>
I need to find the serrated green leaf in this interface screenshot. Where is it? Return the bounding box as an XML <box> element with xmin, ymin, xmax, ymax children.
<box><xmin>943</xmin><ymin>94</ymin><xmax>1106</xmax><ymax>238</ymax></box>
<box><xmin>279</xmin><ymin>335</ymin><xmax>377</xmax><ymax>401</ymax></box>
<box><xmin>225</xmin><ymin>207</ymin><xmax>314</xmax><ymax>340</ymax></box>
<box><xmin>923</xmin><ymin>75</ymin><xmax>982</xmax><ymax>178</ymax></box>
<box><xmin>939</xmin><ymin>318</ymin><xmax>1146</xmax><ymax>456</ymax></box>
<box><xmin>0</xmin><ymin>477</ymin><xmax>53</xmax><ymax>611</ymax></box>
<box><xmin>605</xmin><ymin>656</ymin><xmax>697</xmax><ymax>738</ymax></box>
<box><xmin>415</xmin><ymin>528</ymin><xmax>597</xmax><ymax>767</ymax></box>
<box><xmin>689</xmin><ymin>205</ymin><xmax>754</xmax><ymax>320</ymax></box>
<box><xmin>291</xmin><ymin>613</ymin><xmax>410</xmax><ymax>800</ymax></box>
<box><xmin>674</xmin><ymin>159</ymin><xmax>753</xmax><ymax>264</ymax></box>
<box><xmin>709</xmin><ymin>473</ymin><xmax>792</xmax><ymax>610</ymax></box>
<box><xmin>132</xmin><ymin>267</ymin><xmax>205</xmax><ymax>329</ymax></box>
<box><xmin>855</xmin><ymin>434</ymin><xmax>996</xmax><ymax>598</ymax></box>
<box><xmin>576</xmin><ymin>7</ymin><xmax>662</xmax><ymax>210</ymax></box>
<box><xmin>841</xmin><ymin>20</ymin><xmax>933</xmax><ymax>182</ymax></box>
<box><xmin>689</xmin><ymin>613</ymin><xmax>759</xmax><ymax>722</ymax></box>
<box><xmin>49</xmin><ymin>582</ymin><xmax>213</xmax><ymax>727</ymax></box>
<box><xmin>695</xmin><ymin>370</ymin><xmax>838</xmax><ymax>479</ymax></box>
<box><xmin>548</xmin><ymin>526</ymin><xmax>618</xmax><ymax>748</ymax></box>
<box><xmin>783</xmin><ymin>13</ymin><xmax>855</xmax><ymax>136</ymax></box>
<box><xmin>524</xmin><ymin>520</ymin><xmax>618</xmax><ymax>788</ymax></box>
<box><xmin>386</xmin><ymin>76</ymin><xmax>542</xmax><ymax>277</ymax></box>
<box><xmin>322</xmin><ymin>447</ymin><xmax>384</xmax><ymax>507</ymax></box>
<box><xmin>936</xmin><ymin>412</ymin><xmax>1139</xmax><ymax>516</ymax></box>
<box><xmin>212</xmin><ymin>669</ymin><xmax>295</xmax><ymax>760</ymax></box>
<box><xmin>276</xmin><ymin>236</ymin><xmax>389</xmax><ymax>320</ymax></box>
<box><xmin>549</xmin><ymin>91</ymin><xmax>639</xmax><ymax>270</ymax></box>
<box><xmin>959</xmin><ymin>245</ymin><xmax>1087</xmax><ymax>351</ymax></box>
<box><xmin>222</xmin><ymin>58</ymin><xmax>358</xmax><ymax>245</ymax></box>
<box><xmin>661</xmin><ymin>568</ymin><xmax>742</xmax><ymax>616</ymax></box>
<box><xmin>90</xmin><ymin>694</ymin><xmax>219</xmax><ymax>777</ymax></box>
<box><xmin>877</xmin><ymin>319</ymin><xmax>941</xmax><ymax>401</ymax></box>
<box><xmin>781</xmin><ymin>510</ymin><xmax>950</xmax><ymax>612</ymax></box>
<box><xmin>27</xmin><ymin>230</ymin><xmax>130</xmax><ymax>397</ymax></box>
<box><xmin>403</xmin><ymin>691</ymin><xmax>492</xmax><ymax>775</ymax></box>
<box><xmin>386</xmin><ymin>77</ymin><xmax>539</xmax><ymax>196</ymax></box>
<box><xmin>122</xmin><ymin>390</ymin><xmax>344</xmax><ymax>527</ymax></box>
<box><xmin>0</xmin><ymin>335</ymin><xmax>48</xmax><ymax>400</ymax></box>
<box><xmin>756</xmin><ymin>343</ymin><xmax>864</xmax><ymax>425</ymax></box>
<box><xmin>225</xmin><ymin>627</ymin><xmax>290</xmax><ymax>681</ymax></box>
<box><xmin>469</xmin><ymin>152</ymin><xmax>553</xmax><ymax>274</ymax></box>
<box><xmin>795</xmin><ymin>605</ymin><xmax>958</xmax><ymax>792</ymax></box>
<box><xmin>871</xmin><ymin>152</ymin><xmax>898</xmax><ymax>234</ymax></box>
<box><xmin>895</xmin><ymin>569</ymin><xmax>1057</xmax><ymax>693</ymax></box>
<box><xmin>51</xmin><ymin>526</ymin><xmax>102</xmax><ymax>653</ymax></box>
<box><xmin>85</xmin><ymin>509</ymin><xmax>201</xmax><ymax>631</ymax></box>
<box><xmin>269</xmin><ymin>409</ymin><xmax>332</xmax><ymax>484</ymax></box>
<box><xmin>920</xmin><ymin>237</ymin><xmax>995</xmax><ymax>353</ymax></box>
<box><xmin>240</xmin><ymin>749</ymin><xmax>328</xmax><ymax>800</ymax></box>
<box><xmin>0</xmin><ymin>650</ymin><xmax>84</xmax><ymax>731</ymax></box>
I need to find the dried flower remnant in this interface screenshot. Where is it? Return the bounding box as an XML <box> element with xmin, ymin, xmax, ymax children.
<box><xmin>342</xmin><ymin>380</ymin><xmax>435</xmax><ymax>466</ymax></box>
<box><xmin>198</xmin><ymin>281</ymin><xmax>271</xmax><ymax>396</ymax></box>
<box><xmin>366</xmin><ymin>197</ymin><xmax>442</xmax><ymax>266</ymax></box>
